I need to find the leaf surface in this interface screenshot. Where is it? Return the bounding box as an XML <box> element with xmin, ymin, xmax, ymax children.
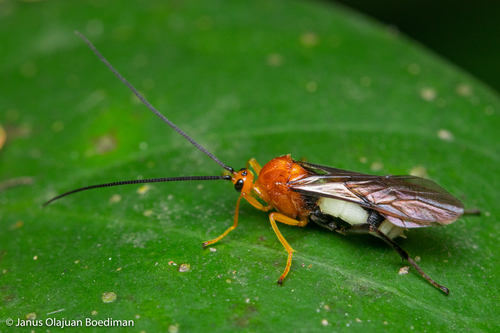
<box><xmin>1</xmin><ymin>0</ymin><xmax>499</xmax><ymax>331</ymax></box>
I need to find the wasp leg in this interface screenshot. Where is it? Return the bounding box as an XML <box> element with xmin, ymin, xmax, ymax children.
<box><xmin>246</xmin><ymin>158</ymin><xmax>262</xmax><ymax>175</ymax></box>
<box><xmin>309</xmin><ymin>208</ymin><xmax>344</xmax><ymax>232</ymax></box>
<box><xmin>373</xmin><ymin>229</ymin><xmax>450</xmax><ymax>295</ymax></box>
<box><xmin>202</xmin><ymin>195</ymin><xmax>244</xmax><ymax>248</ymax></box>
<box><xmin>268</xmin><ymin>213</ymin><xmax>308</xmax><ymax>285</ymax></box>
<box><xmin>336</xmin><ymin>223</ymin><xmax>371</xmax><ymax>235</ymax></box>
<box><xmin>203</xmin><ymin>193</ymin><xmax>273</xmax><ymax>248</ymax></box>
<box><xmin>339</xmin><ymin>211</ymin><xmax>450</xmax><ymax>295</ymax></box>
<box><xmin>244</xmin><ymin>194</ymin><xmax>273</xmax><ymax>211</ymax></box>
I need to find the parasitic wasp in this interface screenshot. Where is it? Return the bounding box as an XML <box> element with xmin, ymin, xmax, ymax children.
<box><xmin>44</xmin><ymin>32</ymin><xmax>469</xmax><ymax>295</ymax></box>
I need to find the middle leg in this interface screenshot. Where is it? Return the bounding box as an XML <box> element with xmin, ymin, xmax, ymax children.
<box><xmin>268</xmin><ymin>212</ymin><xmax>308</xmax><ymax>285</ymax></box>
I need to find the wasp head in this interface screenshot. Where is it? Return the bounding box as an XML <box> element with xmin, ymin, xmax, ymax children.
<box><xmin>231</xmin><ymin>168</ymin><xmax>254</xmax><ymax>194</ymax></box>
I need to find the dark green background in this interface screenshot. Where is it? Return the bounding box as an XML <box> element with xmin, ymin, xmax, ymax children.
<box><xmin>335</xmin><ymin>0</ymin><xmax>500</xmax><ymax>94</ymax></box>
<box><xmin>1</xmin><ymin>0</ymin><xmax>499</xmax><ymax>332</ymax></box>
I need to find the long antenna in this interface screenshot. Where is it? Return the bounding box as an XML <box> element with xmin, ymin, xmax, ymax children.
<box><xmin>43</xmin><ymin>175</ymin><xmax>231</xmax><ymax>207</ymax></box>
<box><xmin>75</xmin><ymin>31</ymin><xmax>233</xmax><ymax>173</ymax></box>
<box><xmin>43</xmin><ymin>33</ymin><xmax>236</xmax><ymax>207</ymax></box>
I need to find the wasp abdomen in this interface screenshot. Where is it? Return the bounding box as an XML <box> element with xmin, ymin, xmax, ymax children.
<box><xmin>319</xmin><ymin>197</ymin><xmax>368</xmax><ymax>225</ymax></box>
<box><xmin>378</xmin><ymin>220</ymin><xmax>406</xmax><ymax>239</ymax></box>
<box><xmin>318</xmin><ymin>197</ymin><xmax>405</xmax><ymax>239</ymax></box>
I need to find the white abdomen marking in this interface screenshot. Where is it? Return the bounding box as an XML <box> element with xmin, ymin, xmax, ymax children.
<box><xmin>378</xmin><ymin>220</ymin><xmax>406</xmax><ymax>239</ymax></box>
<box><xmin>319</xmin><ymin>197</ymin><xmax>368</xmax><ymax>225</ymax></box>
<box><xmin>318</xmin><ymin>197</ymin><xmax>405</xmax><ymax>239</ymax></box>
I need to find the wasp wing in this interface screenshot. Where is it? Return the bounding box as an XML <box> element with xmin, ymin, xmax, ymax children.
<box><xmin>291</xmin><ymin>161</ymin><xmax>464</xmax><ymax>228</ymax></box>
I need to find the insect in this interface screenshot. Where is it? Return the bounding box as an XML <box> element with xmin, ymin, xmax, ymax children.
<box><xmin>44</xmin><ymin>32</ymin><xmax>466</xmax><ymax>295</ymax></box>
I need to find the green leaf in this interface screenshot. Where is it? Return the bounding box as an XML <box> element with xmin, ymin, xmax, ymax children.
<box><xmin>1</xmin><ymin>0</ymin><xmax>499</xmax><ymax>331</ymax></box>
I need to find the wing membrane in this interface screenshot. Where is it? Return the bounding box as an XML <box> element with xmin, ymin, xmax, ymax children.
<box><xmin>291</xmin><ymin>161</ymin><xmax>464</xmax><ymax>227</ymax></box>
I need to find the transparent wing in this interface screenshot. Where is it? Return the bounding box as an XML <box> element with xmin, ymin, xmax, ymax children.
<box><xmin>291</xmin><ymin>161</ymin><xmax>464</xmax><ymax>228</ymax></box>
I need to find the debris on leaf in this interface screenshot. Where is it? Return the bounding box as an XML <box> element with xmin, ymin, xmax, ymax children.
<box><xmin>398</xmin><ymin>266</ymin><xmax>410</xmax><ymax>275</ymax></box>
<box><xmin>102</xmin><ymin>291</ymin><xmax>117</xmax><ymax>303</ymax></box>
<box><xmin>178</xmin><ymin>263</ymin><xmax>190</xmax><ymax>272</ymax></box>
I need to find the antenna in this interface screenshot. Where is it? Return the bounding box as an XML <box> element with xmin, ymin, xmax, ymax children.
<box><xmin>43</xmin><ymin>175</ymin><xmax>231</xmax><ymax>207</ymax></box>
<box><xmin>43</xmin><ymin>33</ymin><xmax>236</xmax><ymax>206</ymax></box>
<box><xmin>75</xmin><ymin>31</ymin><xmax>233</xmax><ymax>173</ymax></box>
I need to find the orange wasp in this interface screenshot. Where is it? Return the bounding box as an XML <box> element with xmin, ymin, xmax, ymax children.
<box><xmin>45</xmin><ymin>32</ymin><xmax>466</xmax><ymax>295</ymax></box>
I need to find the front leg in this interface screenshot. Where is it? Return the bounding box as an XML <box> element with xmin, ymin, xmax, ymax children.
<box><xmin>202</xmin><ymin>193</ymin><xmax>273</xmax><ymax>248</ymax></box>
<box><xmin>202</xmin><ymin>195</ymin><xmax>244</xmax><ymax>248</ymax></box>
<box><xmin>244</xmin><ymin>194</ymin><xmax>273</xmax><ymax>212</ymax></box>
<box><xmin>246</xmin><ymin>158</ymin><xmax>262</xmax><ymax>175</ymax></box>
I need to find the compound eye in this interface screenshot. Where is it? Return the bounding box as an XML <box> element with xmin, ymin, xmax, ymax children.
<box><xmin>234</xmin><ymin>179</ymin><xmax>244</xmax><ymax>193</ymax></box>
